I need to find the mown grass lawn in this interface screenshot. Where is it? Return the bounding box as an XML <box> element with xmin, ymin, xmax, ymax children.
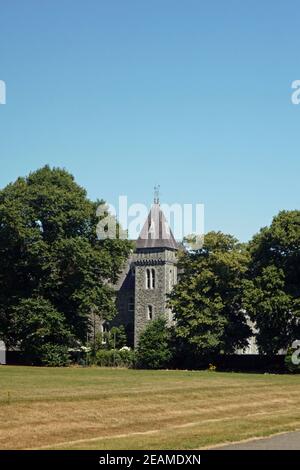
<box><xmin>0</xmin><ymin>366</ymin><xmax>299</xmax><ymax>450</ymax></box>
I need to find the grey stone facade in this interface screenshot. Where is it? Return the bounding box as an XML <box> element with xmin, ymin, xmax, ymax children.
<box><xmin>114</xmin><ymin>202</ymin><xmax>178</xmax><ymax>347</ymax></box>
<box><xmin>134</xmin><ymin>248</ymin><xmax>177</xmax><ymax>347</ymax></box>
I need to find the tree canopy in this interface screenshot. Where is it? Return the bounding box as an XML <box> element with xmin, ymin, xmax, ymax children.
<box><xmin>0</xmin><ymin>166</ymin><xmax>132</xmax><ymax>362</ymax></box>
<box><xmin>169</xmin><ymin>231</ymin><xmax>251</xmax><ymax>357</ymax></box>
<box><xmin>0</xmin><ymin>167</ymin><xmax>299</xmax><ymax>367</ymax></box>
<box><xmin>243</xmin><ymin>210</ymin><xmax>300</xmax><ymax>354</ymax></box>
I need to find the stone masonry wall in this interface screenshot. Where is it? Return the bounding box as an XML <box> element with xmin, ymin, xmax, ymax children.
<box><xmin>134</xmin><ymin>249</ymin><xmax>177</xmax><ymax>347</ymax></box>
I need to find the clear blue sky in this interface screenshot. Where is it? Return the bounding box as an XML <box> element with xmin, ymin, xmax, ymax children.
<box><xmin>0</xmin><ymin>0</ymin><xmax>299</xmax><ymax>241</ymax></box>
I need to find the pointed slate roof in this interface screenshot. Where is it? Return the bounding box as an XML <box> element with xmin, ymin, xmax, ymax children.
<box><xmin>136</xmin><ymin>203</ymin><xmax>178</xmax><ymax>250</ymax></box>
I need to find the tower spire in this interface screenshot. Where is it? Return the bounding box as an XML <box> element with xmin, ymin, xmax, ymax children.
<box><xmin>154</xmin><ymin>184</ymin><xmax>160</xmax><ymax>204</ymax></box>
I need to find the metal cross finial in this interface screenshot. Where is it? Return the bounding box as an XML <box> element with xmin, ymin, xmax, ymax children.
<box><xmin>154</xmin><ymin>185</ymin><xmax>160</xmax><ymax>204</ymax></box>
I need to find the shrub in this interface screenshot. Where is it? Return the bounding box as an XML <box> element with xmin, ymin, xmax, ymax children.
<box><xmin>88</xmin><ymin>325</ymin><xmax>128</xmax><ymax>356</ymax></box>
<box><xmin>94</xmin><ymin>348</ymin><xmax>135</xmax><ymax>368</ymax></box>
<box><xmin>39</xmin><ymin>343</ymin><xmax>70</xmax><ymax>367</ymax></box>
<box><xmin>8</xmin><ymin>297</ymin><xmax>73</xmax><ymax>365</ymax></box>
<box><xmin>107</xmin><ymin>326</ymin><xmax>128</xmax><ymax>349</ymax></box>
<box><xmin>136</xmin><ymin>316</ymin><xmax>173</xmax><ymax>369</ymax></box>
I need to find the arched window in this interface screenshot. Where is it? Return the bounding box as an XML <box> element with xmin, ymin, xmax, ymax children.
<box><xmin>146</xmin><ymin>269</ymin><xmax>151</xmax><ymax>289</ymax></box>
<box><xmin>151</xmin><ymin>269</ymin><xmax>156</xmax><ymax>289</ymax></box>
<box><xmin>147</xmin><ymin>305</ymin><xmax>153</xmax><ymax>320</ymax></box>
<box><xmin>146</xmin><ymin>268</ymin><xmax>156</xmax><ymax>289</ymax></box>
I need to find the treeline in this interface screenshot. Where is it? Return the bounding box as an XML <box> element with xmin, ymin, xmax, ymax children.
<box><xmin>0</xmin><ymin>166</ymin><xmax>132</xmax><ymax>365</ymax></box>
<box><xmin>0</xmin><ymin>167</ymin><xmax>299</xmax><ymax>370</ymax></box>
<box><xmin>168</xmin><ymin>219</ymin><xmax>300</xmax><ymax>358</ymax></box>
<box><xmin>137</xmin><ymin>215</ymin><xmax>300</xmax><ymax>371</ymax></box>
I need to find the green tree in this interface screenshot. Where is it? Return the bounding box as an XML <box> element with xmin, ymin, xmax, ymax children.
<box><xmin>8</xmin><ymin>297</ymin><xmax>72</xmax><ymax>365</ymax></box>
<box><xmin>89</xmin><ymin>325</ymin><xmax>128</xmax><ymax>357</ymax></box>
<box><xmin>169</xmin><ymin>231</ymin><xmax>251</xmax><ymax>357</ymax></box>
<box><xmin>107</xmin><ymin>325</ymin><xmax>128</xmax><ymax>349</ymax></box>
<box><xmin>136</xmin><ymin>316</ymin><xmax>173</xmax><ymax>369</ymax></box>
<box><xmin>0</xmin><ymin>166</ymin><xmax>132</xmax><ymax>362</ymax></box>
<box><xmin>244</xmin><ymin>211</ymin><xmax>300</xmax><ymax>354</ymax></box>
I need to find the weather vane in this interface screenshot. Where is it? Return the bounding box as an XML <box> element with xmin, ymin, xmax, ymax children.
<box><xmin>154</xmin><ymin>184</ymin><xmax>160</xmax><ymax>204</ymax></box>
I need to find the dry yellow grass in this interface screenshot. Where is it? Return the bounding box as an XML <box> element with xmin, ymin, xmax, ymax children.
<box><xmin>0</xmin><ymin>366</ymin><xmax>299</xmax><ymax>449</ymax></box>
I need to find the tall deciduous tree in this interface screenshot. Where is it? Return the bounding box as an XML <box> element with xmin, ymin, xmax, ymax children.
<box><xmin>243</xmin><ymin>211</ymin><xmax>300</xmax><ymax>354</ymax></box>
<box><xmin>0</xmin><ymin>166</ymin><xmax>132</xmax><ymax>359</ymax></box>
<box><xmin>169</xmin><ymin>232</ymin><xmax>251</xmax><ymax>357</ymax></box>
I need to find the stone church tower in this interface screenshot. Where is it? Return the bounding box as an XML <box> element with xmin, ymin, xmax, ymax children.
<box><xmin>114</xmin><ymin>196</ymin><xmax>179</xmax><ymax>347</ymax></box>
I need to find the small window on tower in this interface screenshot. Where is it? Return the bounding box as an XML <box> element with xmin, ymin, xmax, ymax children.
<box><xmin>151</xmin><ymin>269</ymin><xmax>156</xmax><ymax>289</ymax></box>
<box><xmin>147</xmin><ymin>305</ymin><xmax>153</xmax><ymax>320</ymax></box>
<box><xmin>146</xmin><ymin>269</ymin><xmax>151</xmax><ymax>289</ymax></box>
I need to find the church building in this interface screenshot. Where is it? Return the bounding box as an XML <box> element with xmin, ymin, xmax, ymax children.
<box><xmin>114</xmin><ymin>196</ymin><xmax>179</xmax><ymax>347</ymax></box>
<box><xmin>112</xmin><ymin>195</ymin><xmax>258</xmax><ymax>354</ymax></box>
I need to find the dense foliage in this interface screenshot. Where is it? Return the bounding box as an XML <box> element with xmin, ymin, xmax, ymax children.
<box><xmin>93</xmin><ymin>348</ymin><xmax>135</xmax><ymax>368</ymax></box>
<box><xmin>136</xmin><ymin>316</ymin><xmax>173</xmax><ymax>369</ymax></box>
<box><xmin>0</xmin><ymin>166</ymin><xmax>132</xmax><ymax>363</ymax></box>
<box><xmin>243</xmin><ymin>211</ymin><xmax>300</xmax><ymax>354</ymax></box>
<box><xmin>88</xmin><ymin>325</ymin><xmax>128</xmax><ymax>359</ymax></box>
<box><xmin>169</xmin><ymin>232</ymin><xmax>251</xmax><ymax>357</ymax></box>
<box><xmin>0</xmin><ymin>166</ymin><xmax>299</xmax><ymax>369</ymax></box>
